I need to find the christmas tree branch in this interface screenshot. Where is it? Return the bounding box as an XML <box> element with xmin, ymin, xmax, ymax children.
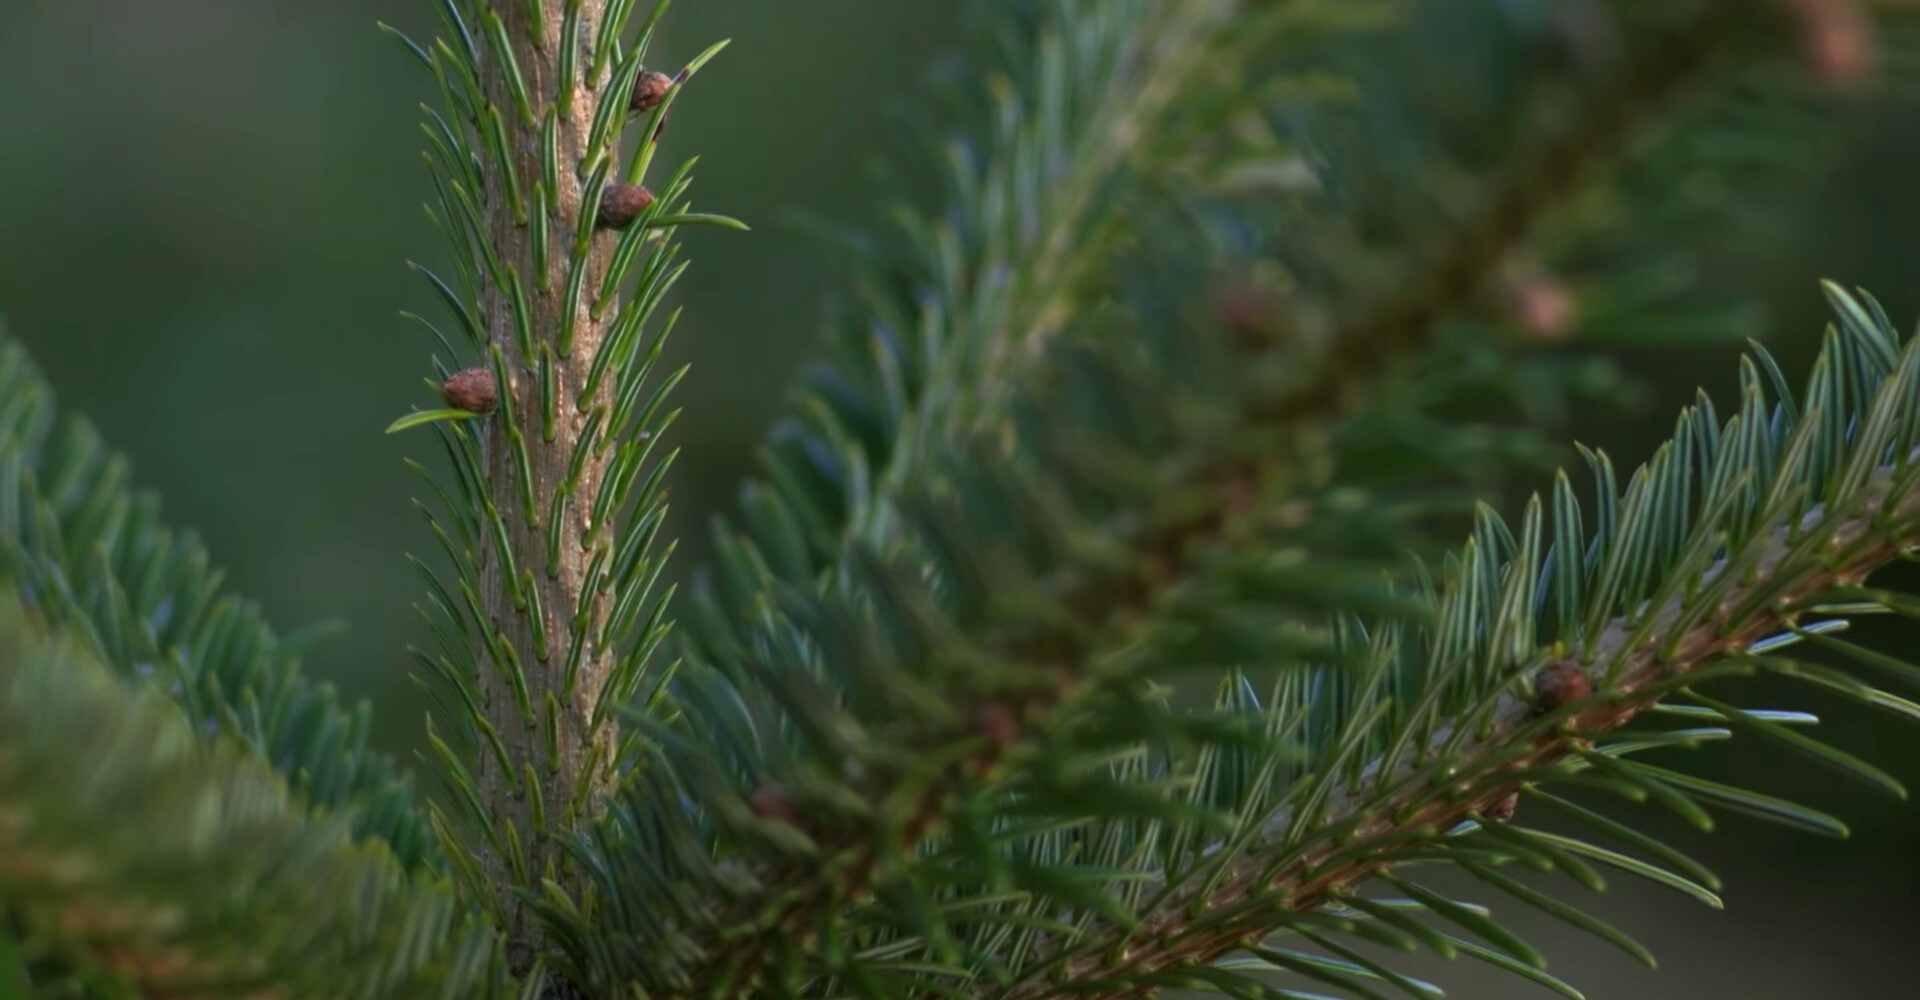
<box><xmin>779</xmin><ymin>6</ymin><xmax>1905</xmax><ymax>997</ymax></box>
<box><xmin>837</xmin><ymin>281</ymin><xmax>1920</xmax><ymax>1000</ymax></box>
<box><xmin>1010</xmin><ymin>445</ymin><xmax>1920</xmax><ymax>1000</ymax></box>
<box><xmin>0</xmin><ymin>592</ymin><xmax>508</xmax><ymax>1000</ymax></box>
<box><xmin>0</xmin><ymin>330</ymin><xmax>435</xmax><ymax>870</ymax></box>
<box><xmin>589</xmin><ymin>5</ymin><xmax>1811</xmax><ymax>998</ymax></box>
<box><xmin>463</xmin><ymin>0</ymin><xmax>632</xmax><ymax>940</ymax></box>
<box><xmin>389</xmin><ymin>0</ymin><xmax>734</xmax><ymax>959</ymax></box>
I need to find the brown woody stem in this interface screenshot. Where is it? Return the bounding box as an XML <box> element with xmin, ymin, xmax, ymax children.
<box><xmin>470</xmin><ymin>0</ymin><xmax>622</xmax><ymax>951</ymax></box>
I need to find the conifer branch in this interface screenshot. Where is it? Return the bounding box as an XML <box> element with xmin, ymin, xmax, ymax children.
<box><xmin>964</xmin><ymin>0</ymin><xmax>1236</xmax><ymax>422</ymax></box>
<box><xmin>684</xmin><ymin>2</ymin><xmax>1769</xmax><ymax>987</ymax></box>
<box><xmin>554</xmin><ymin>5</ymin><xmax>1882</xmax><ymax>998</ymax></box>
<box><xmin>641</xmin><ymin>4</ymin><xmax>1261</xmax><ymax>991</ymax></box>
<box><xmin>798</xmin><ymin>279</ymin><xmax>1920</xmax><ymax>1000</ymax></box>
<box><xmin>0</xmin><ymin>593</ymin><xmax>508</xmax><ymax>1000</ymax></box>
<box><xmin>463</xmin><ymin>0</ymin><xmax>629</xmax><ymax>942</ymax></box>
<box><xmin>0</xmin><ymin>331</ymin><xmax>435</xmax><ymax>870</ymax></box>
<box><xmin>389</xmin><ymin>0</ymin><xmax>733</xmax><ymax>962</ymax></box>
<box><xmin>1008</xmin><ymin>451</ymin><xmax>1920</xmax><ymax>1000</ymax></box>
<box><xmin>764</xmin><ymin>276</ymin><xmax>1920</xmax><ymax>998</ymax></box>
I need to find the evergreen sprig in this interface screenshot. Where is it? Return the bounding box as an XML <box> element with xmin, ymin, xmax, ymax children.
<box><xmin>386</xmin><ymin>0</ymin><xmax>742</xmax><ymax>952</ymax></box>
<box><xmin>555</xmin><ymin>3</ymin><xmax>1907</xmax><ymax>997</ymax></box>
<box><xmin>932</xmin><ymin>283</ymin><xmax>1920</xmax><ymax>1000</ymax></box>
<box><xmin>0</xmin><ymin>592</ymin><xmax>507</xmax><ymax>1000</ymax></box>
<box><xmin>0</xmin><ymin>331</ymin><xmax>435</xmax><ymax>870</ymax></box>
<box><xmin>4</xmin><ymin>2</ymin><xmax>1920</xmax><ymax>1000</ymax></box>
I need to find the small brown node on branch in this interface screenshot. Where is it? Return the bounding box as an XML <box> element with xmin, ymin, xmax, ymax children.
<box><xmin>1483</xmin><ymin>791</ymin><xmax>1520</xmax><ymax>822</ymax></box>
<box><xmin>1210</xmin><ymin>283</ymin><xmax>1268</xmax><ymax>337</ymax></box>
<box><xmin>647</xmin><ymin>69</ymin><xmax>692</xmax><ymax>143</ymax></box>
<box><xmin>597</xmin><ymin>184</ymin><xmax>656</xmax><ymax>230</ymax></box>
<box><xmin>443</xmin><ymin>367</ymin><xmax>498</xmax><ymax>414</ymax></box>
<box><xmin>1532</xmin><ymin>662</ymin><xmax>1593</xmax><ymax>715</ymax></box>
<box><xmin>630</xmin><ymin>69</ymin><xmax>676</xmax><ymax>114</ymax></box>
<box><xmin>1499</xmin><ymin>266</ymin><xmax>1579</xmax><ymax>342</ymax></box>
<box><xmin>1796</xmin><ymin>0</ymin><xmax>1879</xmax><ymax>92</ymax></box>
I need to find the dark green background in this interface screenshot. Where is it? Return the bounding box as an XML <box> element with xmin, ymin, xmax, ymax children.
<box><xmin>1</xmin><ymin>2</ymin><xmax>1915</xmax><ymax>995</ymax></box>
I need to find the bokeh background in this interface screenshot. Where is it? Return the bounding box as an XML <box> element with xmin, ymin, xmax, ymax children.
<box><xmin>2</xmin><ymin>1</ymin><xmax>1917</xmax><ymax>996</ymax></box>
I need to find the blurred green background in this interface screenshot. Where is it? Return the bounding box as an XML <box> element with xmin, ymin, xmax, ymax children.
<box><xmin>1</xmin><ymin>1</ymin><xmax>1916</xmax><ymax>996</ymax></box>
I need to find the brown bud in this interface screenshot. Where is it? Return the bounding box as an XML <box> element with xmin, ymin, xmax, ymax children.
<box><xmin>1790</xmin><ymin>0</ymin><xmax>1878</xmax><ymax>92</ymax></box>
<box><xmin>598</xmin><ymin>184</ymin><xmax>656</xmax><ymax>230</ymax></box>
<box><xmin>747</xmin><ymin>785</ymin><xmax>801</xmax><ymax>827</ymax></box>
<box><xmin>1505</xmin><ymin>274</ymin><xmax>1578</xmax><ymax>341</ymax></box>
<box><xmin>1484</xmin><ymin>792</ymin><xmax>1520</xmax><ymax>822</ymax></box>
<box><xmin>443</xmin><ymin>367</ymin><xmax>498</xmax><ymax>414</ymax></box>
<box><xmin>630</xmin><ymin>69</ymin><xmax>676</xmax><ymax>114</ymax></box>
<box><xmin>1533</xmin><ymin>662</ymin><xmax>1593</xmax><ymax>714</ymax></box>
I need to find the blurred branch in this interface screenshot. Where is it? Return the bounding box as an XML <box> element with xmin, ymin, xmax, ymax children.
<box><xmin>0</xmin><ymin>592</ymin><xmax>508</xmax><ymax>1000</ymax></box>
<box><xmin>1015</xmin><ymin>451</ymin><xmax>1920</xmax><ymax>1000</ymax></box>
<box><xmin>0</xmin><ymin>331</ymin><xmax>436</xmax><ymax>869</ymax></box>
<box><xmin>647</xmin><ymin>4</ymin><xmax>1805</xmax><ymax>999</ymax></box>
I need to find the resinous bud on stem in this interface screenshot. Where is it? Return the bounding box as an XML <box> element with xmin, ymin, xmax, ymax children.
<box><xmin>443</xmin><ymin>367</ymin><xmax>498</xmax><ymax>414</ymax></box>
<box><xmin>1532</xmin><ymin>662</ymin><xmax>1593</xmax><ymax>715</ymax></box>
<box><xmin>598</xmin><ymin>184</ymin><xmax>656</xmax><ymax>230</ymax></box>
<box><xmin>630</xmin><ymin>70</ymin><xmax>676</xmax><ymax>114</ymax></box>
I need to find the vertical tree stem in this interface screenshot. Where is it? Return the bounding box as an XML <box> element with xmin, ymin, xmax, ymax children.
<box><xmin>471</xmin><ymin>0</ymin><xmax>620</xmax><ymax>949</ymax></box>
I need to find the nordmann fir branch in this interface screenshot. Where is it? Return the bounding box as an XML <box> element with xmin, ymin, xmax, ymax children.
<box><xmin>0</xmin><ymin>593</ymin><xmax>509</xmax><ymax>999</ymax></box>
<box><xmin>694</xmin><ymin>0</ymin><xmax>1210</xmax><ymax>645</ymax></box>
<box><xmin>663</xmin><ymin>2</ymin><xmax>1247</xmax><ymax>990</ymax></box>
<box><xmin>0</xmin><ymin>335</ymin><xmax>438</xmax><ymax>873</ymax></box>
<box><xmin>386</xmin><ymin>0</ymin><xmax>739</xmax><ymax>957</ymax></box>
<box><xmin>679</xmin><ymin>4</ymin><xmax>1782</xmax><ymax>997</ymax></box>
<box><xmin>995</xmin><ymin>298</ymin><xmax>1920</xmax><ymax>1000</ymax></box>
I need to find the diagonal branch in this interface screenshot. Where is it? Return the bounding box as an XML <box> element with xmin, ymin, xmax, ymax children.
<box><xmin>1005</xmin><ymin>454</ymin><xmax>1920</xmax><ymax>1000</ymax></box>
<box><xmin>678</xmin><ymin>4</ymin><xmax>1777</xmax><ymax>997</ymax></box>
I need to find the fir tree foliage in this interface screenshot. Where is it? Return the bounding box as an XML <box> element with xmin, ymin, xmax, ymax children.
<box><xmin>798</xmin><ymin>281</ymin><xmax>1920</xmax><ymax>1000</ymax></box>
<box><xmin>0</xmin><ymin>592</ymin><xmax>506</xmax><ymax>999</ymax></box>
<box><xmin>0</xmin><ymin>333</ymin><xmax>436</xmax><ymax>870</ymax></box>
<box><xmin>381</xmin><ymin>0</ymin><xmax>743</xmax><ymax>941</ymax></box>
<box><xmin>555</xmin><ymin>1</ymin><xmax>1920</xmax><ymax>996</ymax></box>
<box><xmin>6</xmin><ymin>1</ymin><xmax>1920</xmax><ymax>1000</ymax></box>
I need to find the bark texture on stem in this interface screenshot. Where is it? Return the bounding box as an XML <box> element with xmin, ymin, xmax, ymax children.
<box><xmin>470</xmin><ymin>0</ymin><xmax>620</xmax><ymax>945</ymax></box>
